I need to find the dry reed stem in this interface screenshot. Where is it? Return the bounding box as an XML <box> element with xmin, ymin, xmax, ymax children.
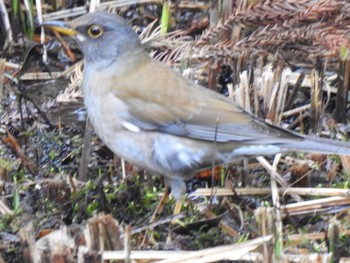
<box><xmin>0</xmin><ymin>200</ymin><xmax>13</xmax><ymax>215</ymax></box>
<box><xmin>102</xmin><ymin>235</ymin><xmax>271</xmax><ymax>262</ymax></box>
<box><xmin>192</xmin><ymin>187</ymin><xmax>350</xmax><ymax>197</ymax></box>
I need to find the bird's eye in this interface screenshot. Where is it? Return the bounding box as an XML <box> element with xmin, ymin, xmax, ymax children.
<box><xmin>87</xmin><ymin>25</ymin><xmax>103</xmax><ymax>38</ymax></box>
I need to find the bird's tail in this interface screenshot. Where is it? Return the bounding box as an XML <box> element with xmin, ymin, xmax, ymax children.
<box><xmin>285</xmin><ymin>136</ymin><xmax>350</xmax><ymax>156</ymax></box>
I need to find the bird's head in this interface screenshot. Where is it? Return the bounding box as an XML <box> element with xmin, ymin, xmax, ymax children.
<box><xmin>42</xmin><ymin>12</ymin><xmax>142</xmax><ymax>69</ymax></box>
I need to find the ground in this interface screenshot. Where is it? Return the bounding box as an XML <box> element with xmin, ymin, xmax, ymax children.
<box><xmin>1</xmin><ymin>1</ymin><xmax>350</xmax><ymax>262</ymax></box>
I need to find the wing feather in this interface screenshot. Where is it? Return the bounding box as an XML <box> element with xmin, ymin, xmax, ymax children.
<box><xmin>113</xmin><ymin>59</ymin><xmax>301</xmax><ymax>143</ymax></box>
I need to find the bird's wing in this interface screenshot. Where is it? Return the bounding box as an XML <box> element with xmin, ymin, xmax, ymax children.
<box><xmin>113</xmin><ymin>59</ymin><xmax>301</xmax><ymax>143</ymax></box>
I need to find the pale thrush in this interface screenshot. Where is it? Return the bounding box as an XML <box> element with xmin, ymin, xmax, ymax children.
<box><xmin>42</xmin><ymin>12</ymin><xmax>350</xmax><ymax>199</ymax></box>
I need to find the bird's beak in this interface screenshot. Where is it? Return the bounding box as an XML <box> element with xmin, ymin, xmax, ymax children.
<box><xmin>41</xmin><ymin>20</ymin><xmax>78</xmax><ymax>36</ymax></box>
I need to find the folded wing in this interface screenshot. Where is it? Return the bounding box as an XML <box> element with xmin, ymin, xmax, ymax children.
<box><xmin>113</xmin><ymin>59</ymin><xmax>302</xmax><ymax>144</ymax></box>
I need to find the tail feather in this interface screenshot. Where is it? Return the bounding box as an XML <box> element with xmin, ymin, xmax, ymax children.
<box><xmin>286</xmin><ymin>136</ymin><xmax>350</xmax><ymax>155</ymax></box>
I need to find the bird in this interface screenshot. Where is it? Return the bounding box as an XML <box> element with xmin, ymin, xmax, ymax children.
<box><xmin>42</xmin><ymin>12</ymin><xmax>350</xmax><ymax>201</ymax></box>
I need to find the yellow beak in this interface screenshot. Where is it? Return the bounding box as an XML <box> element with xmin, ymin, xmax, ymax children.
<box><xmin>41</xmin><ymin>21</ymin><xmax>78</xmax><ymax>36</ymax></box>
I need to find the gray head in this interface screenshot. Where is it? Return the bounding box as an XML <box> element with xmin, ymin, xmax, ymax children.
<box><xmin>43</xmin><ymin>12</ymin><xmax>142</xmax><ymax>68</ymax></box>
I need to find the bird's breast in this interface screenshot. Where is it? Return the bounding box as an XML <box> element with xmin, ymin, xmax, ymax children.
<box><xmin>83</xmin><ymin>86</ymin><xmax>126</xmax><ymax>137</ymax></box>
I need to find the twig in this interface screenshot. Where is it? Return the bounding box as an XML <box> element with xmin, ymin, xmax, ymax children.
<box><xmin>0</xmin><ymin>200</ymin><xmax>13</xmax><ymax>215</ymax></box>
<box><xmin>282</xmin><ymin>104</ymin><xmax>311</xmax><ymax>118</ymax></box>
<box><xmin>2</xmin><ymin>130</ymin><xmax>37</xmax><ymax>175</ymax></box>
<box><xmin>192</xmin><ymin>187</ymin><xmax>350</xmax><ymax>197</ymax></box>
<box><xmin>257</xmin><ymin>156</ymin><xmax>303</xmax><ymax>202</ymax></box>
<box><xmin>124</xmin><ymin>225</ymin><xmax>131</xmax><ymax>263</ymax></box>
<box><xmin>103</xmin><ymin>235</ymin><xmax>271</xmax><ymax>262</ymax></box>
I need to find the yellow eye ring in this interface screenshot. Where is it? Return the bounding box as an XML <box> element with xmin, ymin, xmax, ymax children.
<box><xmin>87</xmin><ymin>25</ymin><xmax>103</xmax><ymax>38</ymax></box>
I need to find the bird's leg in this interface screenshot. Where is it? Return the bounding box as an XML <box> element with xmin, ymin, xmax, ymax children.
<box><xmin>171</xmin><ymin>199</ymin><xmax>184</xmax><ymax>225</ymax></box>
<box><xmin>165</xmin><ymin>177</ymin><xmax>187</xmax><ymax>223</ymax></box>
<box><xmin>150</xmin><ymin>178</ymin><xmax>186</xmax><ymax>224</ymax></box>
<box><xmin>149</xmin><ymin>187</ymin><xmax>171</xmax><ymax>224</ymax></box>
<box><xmin>173</xmin><ymin>200</ymin><xmax>183</xmax><ymax>215</ymax></box>
<box><xmin>168</xmin><ymin>197</ymin><xmax>185</xmax><ymax>243</ymax></box>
